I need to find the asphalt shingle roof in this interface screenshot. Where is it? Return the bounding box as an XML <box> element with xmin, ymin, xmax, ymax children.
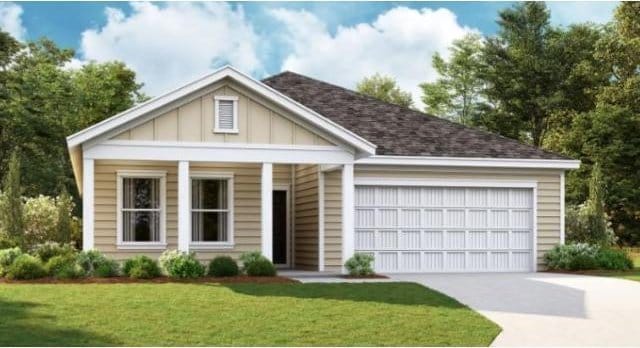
<box><xmin>262</xmin><ymin>71</ymin><xmax>568</xmax><ymax>160</ymax></box>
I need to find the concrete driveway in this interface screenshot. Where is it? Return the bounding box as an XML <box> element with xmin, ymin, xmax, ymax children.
<box><xmin>389</xmin><ymin>273</ymin><xmax>640</xmax><ymax>346</ymax></box>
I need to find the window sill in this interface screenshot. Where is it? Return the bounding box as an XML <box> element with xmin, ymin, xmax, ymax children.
<box><xmin>213</xmin><ymin>128</ymin><xmax>239</xmax><ymax>134</ymax></box>
<box><xmin>189</xmin><ymin>242</ymin><xmax>235</xmax><ymax>250</ymax></box>
<box><xmin>117</xmin><ymin>243</ymin><xmax>167</xmax><ymax>250</ymax></box>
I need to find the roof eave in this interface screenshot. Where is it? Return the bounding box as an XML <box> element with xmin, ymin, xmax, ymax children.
<box><xmin>356</xmin><ymin>155</ymin><xmax>580</xmax><ymax>170</ymax></box>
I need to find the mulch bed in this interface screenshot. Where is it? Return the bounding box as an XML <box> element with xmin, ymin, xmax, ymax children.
<box><xmin>341</xmin><ymin>274</ymin><xmax>388</xmax><ymax>279</ymax></box>
<box><xmin>0</xmin><ymin>275</ymin><xmax>298</xmax><ymax>284</ymax></box>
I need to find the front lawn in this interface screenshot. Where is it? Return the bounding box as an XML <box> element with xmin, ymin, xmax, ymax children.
<box><xmin>0</xmin><ymin>282</ymin><xmax>500</xmax><ymax>346</ymax></box>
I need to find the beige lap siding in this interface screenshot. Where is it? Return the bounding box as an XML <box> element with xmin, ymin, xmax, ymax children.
<box><xmin>323</xmin><ymin>170</ymin><xmax>343</xmax><ymax>272</ymax></box>
<box><xmin>294</xmin><ymin>165</ymin><xmax>319</xmax><ymax>270</ymax></box>
<box><xmin>94</xmin><ymin>160</ymin><xmax>292</xmax><ymax>262</ymax></box>
<box><xmin>354</xmin><ymin>165</ymin><xmax>563</xmax><ymax>268</ymax></box>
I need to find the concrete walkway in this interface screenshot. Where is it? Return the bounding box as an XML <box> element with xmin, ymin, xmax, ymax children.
<box><xmin>390</xmin><ymin>273</ymin><xmax>640</xmax><ymax>346</ymax></box>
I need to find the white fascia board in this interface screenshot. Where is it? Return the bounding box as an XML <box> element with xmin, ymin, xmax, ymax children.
<box><xmin>356</xmin><ymin>155</ymin><xmax>580</xmax><ymax>170</ymax></box>
<box><xmin>67</xmin><ymin>65</ymin><xmax>376</xmax><ymax>155</ymax></box>
<box><xmin>354</xmin><ymin>177</ymin><xmax>538</xmax><ymax>188</ymax></box>
<box><xmin>83</xmin><ymin>140</ymin><xmax>355</xmax><ymax>164</ymax></box>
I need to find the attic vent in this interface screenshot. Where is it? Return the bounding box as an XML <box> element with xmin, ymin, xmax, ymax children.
<box><xmin>214</xmin><ymin>96</ymin><xmax>239</xmax><ymax>133</ymax></box>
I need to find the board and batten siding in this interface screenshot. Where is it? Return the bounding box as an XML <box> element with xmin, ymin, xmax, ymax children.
<box><xmin>354</xmin><ymin>165</ymin><xmax>563</xmax><ymax>268</ymax></box>
<box><xmin>293</xmin><ymin>165</ymin><xmax>319</xmax><ymax>269</ymax></box>
<box><xmin>110</xmin><ymin>80</ymin><xmax>334</xmax><ymax>147</ymax></box>
<box><xmin>94</xmin><ymin>159</ymin><xmax>292</xmax><ymax>262</ymax></box>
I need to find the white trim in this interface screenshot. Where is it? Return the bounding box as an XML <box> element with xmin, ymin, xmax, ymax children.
<box><xmin>67</xmin><ymin>65</ymin><xmax>376</xmax><ymax>155</ymax></box>
<box><xmin>290</xmin><ymin>165</ymin><xmax>296</xmax><ymax>268</ymax></box>
<box><xmin>560</xmin><ymin>172</ymin><xmax>566</xmax><ymax>245</ymax></box>
<box><xmin>213</xmin><ymin>95</ymin><xmax>239</xmax><ymax>134</ymax></box>
<box><xmin>261</xmin><ymin>163</ymin><xmax>273</xmax><ymax>261</ymax></box>
<box><xmin>356</xmin><ymin>155</ymin><xmax>580</xmax><ymax>169</ymax></box>
<box><xmin>82</xmin><ymin>158</ymin><xmax>94</xmax><ymax>250</ymax></box>
<box><xmin>341</xmin><ymin>164</ymin><xmax>355</xmax><ymax>274</ymax></box>
<box><xmin>189</xmin><ymin>171</ymin><xmax>235</xmax><ymax>249</ymax></box>
<box><xmin>84</xmin><ymin>140</ymin><xmax>355</xmax><ymax>164</ymax></box>
<box><xmin>318</xmin><ymin>169</ymin><xmax>325</xmax><ymax>272</ymax></box>
<box><xmin>273</xmin><ymin>184</ymin><xmax>291</xmax><ymax>268</ymax></box>
<box><xmin>354</xmin><ymin>177</ymin><xmax>538</xmax><ymax>188</ymax></box>
<box><xmin>178</xmin><ymin>161</ymin><xmax>190</xmax><ymax>252</ymax></box>
<box><xmin>116</xmin><ymin>170</ymin><xmax>167</xmax><ymax>250</ymax></box>
<box><xmin>533</xmin><ymin>184</ymin><xmax>539</xmax><ymax>272</ymax></box>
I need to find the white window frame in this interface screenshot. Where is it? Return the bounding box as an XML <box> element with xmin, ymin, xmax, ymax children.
<box><xmin>213</xmin><ymin>95</ymin><xmax>239</xmax><ymax>134</ymax></box>
<box><xmin>116</xmin><ymin>170</ymin><xmax>167</xmax><ymax>250</ymax></box>
<box><xmin>189</xmin><ymin>172</ymin><xmax>235</xmax><ymax>249</ymax></box>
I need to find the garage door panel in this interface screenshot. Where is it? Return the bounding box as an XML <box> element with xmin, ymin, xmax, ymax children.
<box><xmin>355</xmin><ymin>185</ymin><xmax>534</xmax><ymax>273</ymax></box>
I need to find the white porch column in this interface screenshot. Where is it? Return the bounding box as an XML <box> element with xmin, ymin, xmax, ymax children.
<box><xmin>261</xmin><ymin>163</ymin><xmax>273</xmax><ymax>260</ymax></box>
<box><xmin>82</xmin><ymin>158</ymin><xmax>94</xmax><ymax>250</ymax></box>
<box><xmin>178</xmin><ymin>160</ymin><xmax>190</xmax><ymax>252</ymax></box>
<box><xmin>341</xmin><ymin>163</ymin><xmax>354</xmax><ymax>273</ymax></box>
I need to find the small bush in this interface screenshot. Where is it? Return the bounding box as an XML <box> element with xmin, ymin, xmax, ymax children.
<box><xmin>568</xmin><ymin>254</ymin><xmax>598</xmax><ymax>271</ymax></box>
<box><xmin>31</xmin><ymin>242</ymin><xmax>76</xmax><ymax>263</ymax></box>
<box><xmin>45</xmin><ymin>254</ymin><xmax>84</xmax><ymax>279</ymax></box>
<box><xmin>6</xmin><ymin>254</ymin><xmax>46</xmax><ymax>279</ymax></box>
<box><xmin>76</xmin><ymin>250</ymin><xmax>119</xmax><ymax>277</ymax></box>
<box><xmin>123</xmin><ymin>256</ymin><xmax>160</xmax><ymax>279</ymax></box>
<box><xmin>544</xmin><ymin>243</ymin><xmax>599</xmax><ymax>270</ymax></box>
<box><xmin>0</xmin><ymin>247</ymin><xmax>23</xmax><ymax>276</ymax></box>
<box><xmin>595</xmin><ymin>248</ymin><xmax>633</xmax><ymax>270</ymax></box>
<box><xmin>239</xmin><ymin>251</ymin><xmax>263</xmax><ymax>273</ymax></box>
<box><xmin>345</xmin><ymin>253</ymin><xmax>375</xmax><ymax>276</ymax></box>
<box><xmin>208</xmin><ymin>256</ymin><xmax>239</xmax><ymax>277</ymax></box>
<box><xmin>245</xmin><ymin>257</ymin><xmax>276</xmax><ymax>277</ymax></box>
<box><xmin>159</xmin><ymin>250</ymin><xmax>205</xmax><ymax>278</ymax></box>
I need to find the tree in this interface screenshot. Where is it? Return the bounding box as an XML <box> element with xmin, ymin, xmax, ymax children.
<box><xmin>558</xmin><ymin>2</ymin><xmax>640</xmax><ymax>245</ymax></box>
<box><xmin>55</xmin><ymin>187</ymin><xmax>73</xmax><ymax>243</ymax></box>
<box><xmin>479</xmin><ymin>2</ymin><xmax>603</xmax><ymax>146</ymax></box>
<box><xmin>0</xmin><ymin>150</ymin><xmax>24</xmax><ymax>247</ymax></box>
<box><xmin>421</xmin><ymin>34</ymin><xmax>485</xmax><ymax>125</ymax></box>
<box><xmin>356</xmin><ymin>73</ymin><xmax>413</xmax><ymax>108</ymax></box>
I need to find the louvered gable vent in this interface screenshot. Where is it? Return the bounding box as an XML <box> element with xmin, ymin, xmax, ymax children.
<box><xmin>214</xmin><ymin>96</ymin><xmax>238</xmax><ymax>133</ymax></box>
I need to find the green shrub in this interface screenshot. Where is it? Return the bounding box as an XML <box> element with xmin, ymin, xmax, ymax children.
<box><xmin>595</xmin><ymin>248</ymin><xmax>633</xmax><ymax>270</ymax></box>
<box><xmin>159</xmin><ymin>250</ymin><xmax>205</xmax><ymax>278</ymax></box>
<box><xmin>123</xmin><ymin>255</ymin><xmax>160</xmax><ymax>279</ymax></box>
<box><xmin>6</xmin><ymin>254</ymin><xmax>46</xmax><ymax>279</ymax></box>
<box><xmin>245</xmin><ymin>257</ymin><xmax>276</xmax><ymax>277</ymax></box>
<box><xmin>76</xmin><ymin>249</ymin><xmax>119</xmax><ymax>277</ymax></box>
<box><xmin>31</xmin><ymin>242</ymin><xmax>76</xmax><ymax>263</ymax></box>
<box><xmin>568</xmin><ymin>254</ymin><xmax>598</xmax><ymax>271</ymax></box>
<box><xmin>208</xmin><ymin>256</ymin><xmax>239</xmax><ymax>277</ymax></box>
<box><xmin>345</xmin><ymin>253</ymin><xmax>375</xmax><ymax>276</ymax></box>
<box><xmin>239</xmin><ymin>251</ymin><xmax>263</xmax><ymax>273</ymax></box>
<box><xmin>544</xmin><ymin>243</ymin><xmax>599</xmax><ymax>270</ymax></box>
<box><xmin>0</xmin><ymin>247</ymin><xmax>22</xmax><ymax>276</ymax></box>
<box><xmin>45</xmin><ymin>254</ymin><xmax>84</xmax><ymax>279</ymax></box>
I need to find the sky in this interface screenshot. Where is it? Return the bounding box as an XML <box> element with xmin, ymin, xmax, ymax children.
<box><xmin>0</xmin><ymin>1</ymin><xmax>619</xmax><ymax>108</ymax></box>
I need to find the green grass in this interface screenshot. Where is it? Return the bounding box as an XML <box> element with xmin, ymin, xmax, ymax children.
<box><xmin>0</xmin><ymin>282</ymin><xmax>500</xmax><ymax>346</ymax></box>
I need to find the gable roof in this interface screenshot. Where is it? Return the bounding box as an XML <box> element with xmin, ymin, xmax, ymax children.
<box><xmin>262</xmin><ymin>71</ymin><xmax>569</xmax><ymax>160</ymax></box>
<box><xmin>66</xmin><ymin>66</ymin><xmax>376</xmax><ymax>155</ymax></box>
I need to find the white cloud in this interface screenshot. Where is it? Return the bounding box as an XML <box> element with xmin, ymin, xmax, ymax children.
<box><xmin>270</xmin><ymin>6</ymin><xmax>476</xmax><ymax>109</ymax></box>
<box><xmin>80</xmin><ymin>2</ymin><xmax>263</xmax><ymax>96</ymax></box>
<box><xmin>0</xmin><ymin>2</ymin><xmax>26</xmax><ymax>41</ymax></box>
<box><xmin>548</xmin><ymin>1</ymin><xmax>618</xmax><ymax>26</ymax></box>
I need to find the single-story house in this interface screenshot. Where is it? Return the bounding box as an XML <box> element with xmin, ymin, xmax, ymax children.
<box><xmin>66</xmin><ymin>66</ymin><xmax>579</xmax><ymax>273</ymax></box>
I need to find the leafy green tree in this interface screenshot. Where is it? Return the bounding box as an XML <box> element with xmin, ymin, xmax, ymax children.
<box><xmin>356</xmin><ymin>73</ymin><xmax>414</xmax><ymax>108</ymax></box>
<box><xmin>55</xmin><ymin>187</ymin><xmax>73</xmax><ymax>243</ymax></box>
<box><xmin>0</xmin><ymin>150</ymin><xmax>24</xmax><ymax>247</ymax></box>
<box><xmin>421</xmin><ymin>34</ymin><xmax>485</xmax><ymax>125</ymax></box>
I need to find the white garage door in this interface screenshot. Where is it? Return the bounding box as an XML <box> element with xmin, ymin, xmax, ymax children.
<box><xmin>354</xmin><ymin>185</ymin><xmax>534</xmax><ymax>273</ymax></box>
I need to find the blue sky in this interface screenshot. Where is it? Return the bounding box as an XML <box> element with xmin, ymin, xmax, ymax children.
<box><xmin>0</xmin><ymin>1</ymin><xmax>619</xmax><ymax>107</ymax></box>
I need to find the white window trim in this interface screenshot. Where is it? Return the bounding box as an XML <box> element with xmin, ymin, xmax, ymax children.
<box><xmin>213</xmin><ymin>95</ymin><xmax>239</xmax><ymax>134</ymax></box>
<box><xmin>189</xmin><ymin>171</ymin><xmax>235</xmax><ymax>250</ymax></box>
<box><xmin>116</xmin><ymin>170</ymin><xmax>167</xmax><ymax>250</ymax></box>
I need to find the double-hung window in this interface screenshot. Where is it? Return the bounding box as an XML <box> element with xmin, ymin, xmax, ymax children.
<box><xmin>213</xmin><ymin>96</ymin><xmax>239</xmax><ymax>133</ymax></box>
<box><xmin>117</xmin><ymin>171</ymin><xmax>166</xmax><ymax>249</ymax></box>
<box><xmin>191</xmin><ymin>173</ymin><xmax>234</xmax><ymax>248</ymax></box>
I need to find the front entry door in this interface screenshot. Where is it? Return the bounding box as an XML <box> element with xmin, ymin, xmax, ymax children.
<box><xmin>272</xmin><ymin>190</ymin><xmax>288</xmax><ymax>265</ymax></box>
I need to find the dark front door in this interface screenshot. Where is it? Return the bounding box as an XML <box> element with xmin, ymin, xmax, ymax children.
<box><xmin>272</xmin><ymin>190</ymin><xmax>287</xmax><ymax>265</ymax></box>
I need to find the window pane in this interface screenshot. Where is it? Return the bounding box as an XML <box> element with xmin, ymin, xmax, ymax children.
<box><xmin>123</xmin><ymin>211</ymin><xmax>160</xmax><ymax>242</ymax></box>
<box><xmin>123</xmin><ymin>178</ymin><xmax>160</xmax><ymax>209</ymax></box>
<box><xmin>192</xmin><ymin>212</ymin><xmax>228</xmax><ymax>242</ymax></box>
<box><xmin>192</xmin><ymin>179</ymin><xmax>227</xmax><ymax>210</ymax></box>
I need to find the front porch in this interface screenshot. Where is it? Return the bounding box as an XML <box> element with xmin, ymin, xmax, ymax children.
<box><xmin>82</xmin><ymin>154</ymin><xmax>355</xmax><ymax>273</ymax></box>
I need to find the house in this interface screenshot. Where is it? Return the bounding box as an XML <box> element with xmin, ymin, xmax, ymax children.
<box><xmin>66</xmin><ymin>66</ymin><xmax>579</xmax><ymax>273</ymax></box>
